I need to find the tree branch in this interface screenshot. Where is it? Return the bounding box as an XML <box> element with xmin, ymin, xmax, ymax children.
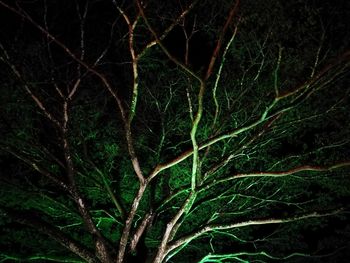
<box><xmin>0</xmin><ymin>43</ymin><xmax>61</xmax><ymax>128</ymax></box>
<box><xmin>167</xmin><ymin>209</ymin><xmax>343</xmax><ymax>254</ymax></box>
<box><xmin>199</xmin><ymin>161</ymin><xmax>350</xmax><ymax>193</ymax></box>
<box><xmin>1</xmin><ymin>208</ymin><xmax>99</xmax><ymax>263</ymax></box>
<box><xmin>205</xmin><ymin>0</ymin><xmax>240</xmax><ymax>80</ymax></box>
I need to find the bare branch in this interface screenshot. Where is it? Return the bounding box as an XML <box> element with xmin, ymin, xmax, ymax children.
<box><xmin>0</xmin><ymin>143</ymin><xmax>69</xmax><ymax>192</ymax></box>
<box><xmin>130</xmin><ymin>211</ymin><xmax>154</xmax><ymax>252</ymax></box>
<box><xmin>1</xmin><ymin>208</ymin><xmax>99</xmax><ymax>263</ymax></box>
<box><xmin>205</xmin><ymin>0</ymin><xmax>240</xmax><ymax>80</ymax></box>
<box><xmin>200</xmin><ymin>161</ymin><xmax>350</xmax><ymax>193</ymax></box>
<box><xmin>277</xmin><ymin>50</ymin><xmax>350</xmax><ymax>100</ymax></box>
<box><xmin>135</xmin><ymin>0</ymin><xmax>203</xmax><ymax>83</ymax></box>
<box><xmin>0</xmin><ymin>43</ymin><xmax>61</xmax><ymax>128</ymax></box>
<box><xmin>117</xmin><ymin>183</ymin><xmax>147</xmax><ymax>263</ymax></box>
<box><xmin>167</xmin><ymin>209</ymin><xmax>343</xmax><ymax>254</ymax></box>
<box><xmin>137</xmin><ymin>0</ymin><xmax>200</xmax><ymax>58</ymax></box>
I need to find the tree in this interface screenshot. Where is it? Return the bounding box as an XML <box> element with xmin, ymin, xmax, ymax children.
<box><xmin>0</xmin><ymin>0</ymin><xmax>350</xmax><ymax>262</ymax></box>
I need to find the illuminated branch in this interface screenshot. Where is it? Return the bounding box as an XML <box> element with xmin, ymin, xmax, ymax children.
<box><xmin>84</xmin><ymin>160</ymin><xmax>125</xmax><ymax>219</ymax></box>
<box><xmin>117</xmin><ymin>184</ymin><xmax>147</xmax><ymax>263</ymax></box>
<box><xmin>0</xmin><ymin>1</ymin><xmax>145</xmax><ymax>184</ymax></box>
<box><xmin>140</xmin><ymin>2</ymin><xmax>242</xmax><ymax>261</ymax></box>
<box><xmin>147</xmin><ymin>47</ymin><xmax>350</xmax><ymax>182</ymax></box>
<box><xmin>0</xmin><ymin>254</ymin><xmax>85</xmax><ymax>263</ymax></box>
<box><xmin>114</xmin><ymin>3</ymin><xmax>140</xmax><ymax>122</ymax></box>
<box><xmin>212</xmin><ymin>22</ymin><xmax>239</xmax><ymax>127</ymax></box>
<box><xmin>61</xmin><ymin>95</ymin><xmax>114</xmax><ymax>262</ymax></box>
<box><xmin>137</xmin><ymin>0</ymin><xmax>200</xmax><ymax>59</ymax></box>
<box><xmin>130</xmin><ymin>211</ymin><xmax>154</xmax><ymax>253</ymax></box>
<box><xmin>200</xmin><ymin>161</ymin><xmax>350</xmax><ymax>193</ymax></box>
<box><xmin>136</xmin><ymin>0</ymin><xmax>203</xmax><ymax>83</ymax></box>
<box><xmin>114</xmin><ymin>1</ymin><xmax>209</xmax><ymax>260</ymax></box>
<box><xmin>181</xmin><ymin>15</ymin><xmax>196</xmax><ymax>121</ymax></box>
<box><xmin>273</xmin><ymin>45</ymin><xmax>282</xmax><ymax>97</ymax></box>
<box><xmin>277</xmin><ymin>50</ymin><xmax>350</xmax><ymax>100</ymax></box>
<box><xmin>205</xmin><ymin>0</ymin><xmax>240</xmax><ymax>80</ymax></box>
<box><xmin>167</xmin><ymin>209</ymin><xmax>343</xmax><ymax>255</ymax></box>
<box><xmin>197</xmin><ymin>250</ymin><xmax>343</xmax><ymax>263</ymax></box>
<box><xmin>69</xmin><ymin>0</ymin><xmax>88</xmax><ymax>100</ymax></box>
<box><xmin>153</xmin><ymin>192</ymin><xmax>197</xmax><ymax>263</ymax></box>
<box><xmin>147</xmin><ymin>98</ymin><xmax>278</xmax><ymax>183</ymax></box>
<box><xmin>134</xmin><ymin>3</ymin><xmax>205</xmax><ymax>262</ymax></box>
<box><xmin>268</xmin><ymin>139</ymin><xmax>350</xmax><ymax>171</ymax></box>
<box><xmin>204</xmin><ymin>113</ymin><xmax>282</xmax><ymax>180</ymax></box>
<box><xmin>4</xmin><ymin>23</ymin><xmax>118</xmax><ymax>259</ymax></box>
<box><xmin>0</xmin><ymin>17</ymin><xmax>148</xmax><ymax>263</ymax></box>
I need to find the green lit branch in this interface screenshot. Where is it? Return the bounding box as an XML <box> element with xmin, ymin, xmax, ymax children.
<box><xmin>0</xmin><ymin>254</ymin><xmax>85</xmax><ymax>263</ymax></box>
<box><xmin>198</xmin><ymin>245</ymin><xmax>347</xmax><ymax>263</ymax></box>
<box><xmin>147</xmin><ymin>97</ymin><xmax>279</xmax><ymax>183</ymax></box>
<box><xmin>212</xmin><ymin>23</ymin><xmax>239</xmax><ymax>127</ymax></box>
<box><xmin>198</xmin><ymin>251</ymin><xmax>311</xmax><ymax>263</ymax></box>
<box><xmin>167</xmin><ymin>209</ymin><xmax>343</xmax><ymax>255</ymax></box>
<box><xmin>277</xmin><ymin>50</ymin><xmax>350</xmax><ymax>100</ymax></box>
<box><xmin>200</xmin><ymin>161</ymin><xmax>350</xmax><ymax>192</ymax></box>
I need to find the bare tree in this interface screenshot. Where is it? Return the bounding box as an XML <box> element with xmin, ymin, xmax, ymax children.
<box><xmin>0</xmin><ymin>0</ymin><xmax>350</xmax><ymax>262</ymax></box>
